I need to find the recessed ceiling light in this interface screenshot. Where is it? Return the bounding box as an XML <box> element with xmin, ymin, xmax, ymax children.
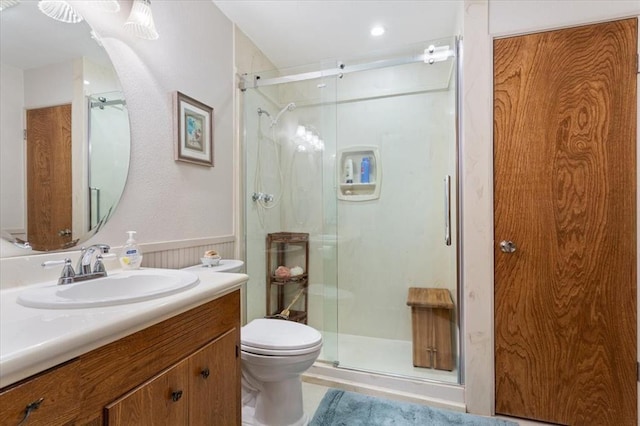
<box><xmin>370</xmin><ymin>26</ymin><xmax>385</xmax><ymax>37</ymax></box>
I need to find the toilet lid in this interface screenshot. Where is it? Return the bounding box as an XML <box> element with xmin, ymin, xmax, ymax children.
<box><xmin>241</xmin><ymin>318</ymin><xmax>322</xmax><ymax>351</ymax></box>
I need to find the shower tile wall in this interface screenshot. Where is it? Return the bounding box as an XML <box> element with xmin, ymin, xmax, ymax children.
<box><xmin>335</xmin><ymin>88</ymin><xmax>456</xmax><ymax>342</ymax></box>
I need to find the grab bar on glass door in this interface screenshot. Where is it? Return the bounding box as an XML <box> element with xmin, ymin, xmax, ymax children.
<box><xmin>444</xmin><ymin>175</ymin><xmax>451</xmax><ymax>246</ymax></box>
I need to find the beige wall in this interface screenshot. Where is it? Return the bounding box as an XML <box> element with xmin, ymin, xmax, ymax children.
<box><xmin>0</xmin><ymin>64</ymin><xmax>25</xmax><ymax>234</ymax></box>
<box><xmin>461</xmin><ymin>0</ymin><xmax>495</xmax><ymax>415</ymax></box>
<box><xmin>74</xmin><ymin>1</ymin><xmax>236</xmax><ymax>251</ymax></box>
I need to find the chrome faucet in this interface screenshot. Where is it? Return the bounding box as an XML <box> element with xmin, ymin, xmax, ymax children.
<box><xmin>43</xmin><ymin>244</ymin><xmax>111</xmax><ymax>285</ymax></box>
<box><xmin>76</xmin><ymin>244</ymin><xmax>111</xmax><ymax>276</ymax></box>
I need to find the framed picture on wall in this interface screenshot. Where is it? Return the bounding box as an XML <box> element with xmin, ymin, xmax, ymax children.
<box><xmin>174</xmin><ymin>91</ymin><xmax>214</xmax><ymax>166</ymax></box>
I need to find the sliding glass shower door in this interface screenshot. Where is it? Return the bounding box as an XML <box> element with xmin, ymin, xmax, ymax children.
<box><xmin>332</xmin><ymin>39</ymin><xmax>458</xmax><ymax>382</ymax></box>
<box><xmin>243</xmin><ymin>36</ymin><xmax>460</xmax><ymax>383</ymax></box>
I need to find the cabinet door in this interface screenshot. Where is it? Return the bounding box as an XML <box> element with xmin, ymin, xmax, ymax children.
<box><xmin>105</xmin><ymin>359</ymin><xmax>189</xmax><ymax>426</ymax></box>
<box><xmin>0</xmin><ymin>360</ymin><xmax>80</xmax><ymax>426</ymax></box>
<box><xmin>189</xmin><ymin>329</ymin><xmax>240</xmax><ymax>425</ymax></box>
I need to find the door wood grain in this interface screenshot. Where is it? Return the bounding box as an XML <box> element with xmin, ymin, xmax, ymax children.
<box><xmin>494</xmin><ymin>18</ymin><xmax>637</xmax><ymax>425</ymax></box>
<box><xmin>26</xmin><ymin>104</ymin><xmax>72</xmax><ymax>251</ymax></box>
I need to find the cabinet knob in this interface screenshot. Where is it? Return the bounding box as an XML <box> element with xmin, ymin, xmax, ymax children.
<box><xmin>171</xmin><ymin>390</ymin><xmax>183</xmax><ymax>402</ymax></box>
<box><xmin>200</xmin><ymin>368</ymin><xmax>210</xmax><ymax>379</ymax></box>
<box><xmin>19</xmin><ymin>398</ymin><xmax>44</xmax><ymax>425</ymax></box>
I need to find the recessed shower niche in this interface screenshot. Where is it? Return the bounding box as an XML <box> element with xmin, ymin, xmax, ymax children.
<box><xmin>337</xmin><ymin>147</ymin><xmax>381</xmax><ymax>201</ymax></box>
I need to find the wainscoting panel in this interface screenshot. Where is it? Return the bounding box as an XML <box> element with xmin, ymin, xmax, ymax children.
<box><xmin>141</xmin><ymin>240</ymin><xmax>236</xmax><ymax>270</ymax></box>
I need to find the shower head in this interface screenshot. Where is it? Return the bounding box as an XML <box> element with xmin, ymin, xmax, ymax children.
<box><xmin>258</xmin><ymin>103</ymin><xmax>296</xmax><ymax>127</ymax></box>
<box><xmin>272</xmin><ymin>102</ymin><xmax>296</xmax><ymax>126</ymax></box>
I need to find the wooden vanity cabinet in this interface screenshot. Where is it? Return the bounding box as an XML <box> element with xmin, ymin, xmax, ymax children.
<box><xmin>105</xmin><ymin>357</ymin><xmax>190</xmax><ymax>425</ymax></box>
<box><xmin>105</xmin><ymin>329</ymin><xmax>238</xmax><ymax>426</ymax></box>
<box><xmin>0</xmin><ymin>290</ymin><xmax>241</xmax><ymax>426</ymax></box>
<box><xmin>0</xmin><ymin>360</ymin><xmax>81</xmax><ymax>426</ymax></box>
<box><xmin>187</xmin><ymin>330</ymin><xmax>238</xmax><ymax>425</ymax></box>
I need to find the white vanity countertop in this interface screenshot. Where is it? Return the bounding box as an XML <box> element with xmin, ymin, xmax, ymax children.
<box><xmin>0</xmin><ymin>267</ymin><xmax>248</xmax><ymax>389</ymax></box>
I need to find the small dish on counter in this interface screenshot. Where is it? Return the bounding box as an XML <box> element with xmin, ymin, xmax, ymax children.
<box><xmin>201</xmin><ymin>256</ymin><xmax>221</xmax><ymax>267</ymax></box>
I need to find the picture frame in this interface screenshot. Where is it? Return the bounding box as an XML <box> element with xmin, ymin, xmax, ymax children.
<box><xmin>174</xmin><ymin>91</ymin><xmax>214</xmax><ymax>167</ymax></box>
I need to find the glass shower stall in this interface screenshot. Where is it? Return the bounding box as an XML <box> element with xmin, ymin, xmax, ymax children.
<box><xmin>242</xmin><ymin>36</ymin><xmax>461</xmax><ymax>385</ymax></box>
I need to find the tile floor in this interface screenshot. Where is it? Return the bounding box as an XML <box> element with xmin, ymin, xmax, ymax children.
<box><xmin>301</xmin><ymin>382</ymin><xmax>552</xmax><ymax>425</ymax></box>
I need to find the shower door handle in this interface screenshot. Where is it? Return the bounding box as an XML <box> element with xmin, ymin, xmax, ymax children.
<box><xmin>90</xmin><ymin>187</ymin><xmax>100</xmax><ymax>228</ymax></box>
<box><xmin>444</xmin><ymin>175</ymin><xmax>451</xmax><ymax>246</ymax></box>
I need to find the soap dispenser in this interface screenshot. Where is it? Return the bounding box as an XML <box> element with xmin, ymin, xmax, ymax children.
<box><xmin>119</xmin><ymin>231</ymin><xmax>143</xmax><ymax>269</ymax></box>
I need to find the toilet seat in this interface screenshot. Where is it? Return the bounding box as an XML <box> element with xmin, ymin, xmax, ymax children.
<box><xmin>241</xmin><ymin>318</ymin><xmax>322</xmax><ymax>356</ymax></box>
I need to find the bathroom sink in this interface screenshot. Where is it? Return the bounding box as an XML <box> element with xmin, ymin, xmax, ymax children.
<box><xmin>16</xmin><ymin>269</ymin><xmax>200</xmax><ymax>309</ymax></box>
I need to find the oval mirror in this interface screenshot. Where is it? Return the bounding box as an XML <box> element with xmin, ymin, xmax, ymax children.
<box><xmin>0</xmin><ymin>0</ymin><xmax>130</xmax><ymax>256</ymax></box>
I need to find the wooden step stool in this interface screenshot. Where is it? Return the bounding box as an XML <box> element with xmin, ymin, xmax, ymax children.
<box><xmin>406</xmin><ymin>287</ymin><xmax>455</xmax><ymax>371</ymax></box>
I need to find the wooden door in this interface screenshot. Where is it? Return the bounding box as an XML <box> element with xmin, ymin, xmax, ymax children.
<box><xmin>189</xmin><ymin>329</ymin><xmax>240</xmax><ymax>425</ymax></box>
<box><xmin>26</xmin><ymin>104</ymin><xmax>72</xmax><ymax>251</ymax></box>
<box><xmin>494</xmin><ymin>19</ymin><xmax>637</xmax><ymax>425</ymax></box>
<box><xmin>105</xmin><ymin>359</ymin><xmax>189</xmax><ymax>425</ymax></box>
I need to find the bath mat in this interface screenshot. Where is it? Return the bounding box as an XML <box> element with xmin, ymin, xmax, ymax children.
<box><xmin>310</xmin><ymin>389</ymin><xmax>518</xmax><ymax>426</ymax></box>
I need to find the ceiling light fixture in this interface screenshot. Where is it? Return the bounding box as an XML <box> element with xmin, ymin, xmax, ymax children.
<box><xmin>38</xmin><ymin>0</ymin><xmax>84</xmax><ymax>23</ymax></box>
<box><xmin>124</xmin><ymin>0</ymin><xmax>159</xmax><ymax>40</ymax></box>
<box><xmin>370</xmin><ymin>25</ymin><xmax>385</xmax><ymax>37</ymax></box>
<box><xmin>0</xmin><ymin>0</ymin><xmax>20</xmax><ymax>11</ymax></box>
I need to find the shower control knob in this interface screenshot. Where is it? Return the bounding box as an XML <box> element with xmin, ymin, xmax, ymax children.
<box><xmin>499</xmin><ymin>240</ymin><xmax>517</xmax><ymax>253</ymax></box>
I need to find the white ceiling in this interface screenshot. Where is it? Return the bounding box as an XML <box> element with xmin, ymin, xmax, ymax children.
<box><xmin>213</xmin><ymin>0</ymin><xmax>463</xmax><ymax>70</ymax></box>
<box><xmin>1</xmin><ymin>1</ymin><xmax>462</xmax><ymax>71</ymax></box>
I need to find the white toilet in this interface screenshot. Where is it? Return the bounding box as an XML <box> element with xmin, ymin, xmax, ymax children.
<box><xmin>184</xmin><ymin>260</ymin><xmax>321</xmax><ymax>425</ymax></box>
<box><xmin>241</xmin><ymin>318</ymin><xmax>322</xmax><ymax>426</ymax></box>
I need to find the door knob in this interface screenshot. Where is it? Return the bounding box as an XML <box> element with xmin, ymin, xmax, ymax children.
<box><xmin>500</xmin><ymin>240</ymin><xmax>517</xmax><ymax>253</ymax></box>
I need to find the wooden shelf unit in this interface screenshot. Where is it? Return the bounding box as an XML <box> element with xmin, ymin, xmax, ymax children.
<box><xmin>266</xmin><ymin>232</ymin><xmax>309</xmax><ymax>324</ymax></box>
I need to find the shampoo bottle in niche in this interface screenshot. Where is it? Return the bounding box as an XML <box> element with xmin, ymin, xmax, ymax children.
<box><xmin>360</xmin><ymin>156</ymin><xmax>370</xmax><ymax>183</ymax></box>
<box><xmin>345</xmin><ymin>158</ymin><xmax>354</xmax><ymax>183</ymax></box>
<box><xmin>119</xmin><ymin>231</ymin><xmax>143</xmax><ymax>269</ymax></box>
